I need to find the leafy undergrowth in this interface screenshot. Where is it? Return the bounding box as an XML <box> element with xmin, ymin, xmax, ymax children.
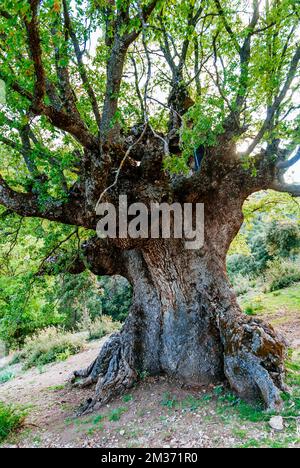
<box><xmin>6</xmin><ymin>317</ymin><xmax>121</xmax><ymax>371</ymax></box>
<box><xmin>86</xmin><ymin>316</ymin><xmax>121</xmax><ymax>341</ymax></box>
<box><xmin>0</xmin><ymin>369</ymin><xmax>14</xmax><ymax>384</ymax></box>
<box><xmin>0</xmin><ymin>402</ymin><xmax>27</xmax><ymax>442</ymax></box>
<box><xmin>15</xmin><ymin>328</ymin><xmax>85</xmax><ymax>369</ymax></box>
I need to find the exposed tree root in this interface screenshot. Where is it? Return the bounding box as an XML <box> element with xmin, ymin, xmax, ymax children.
<box><xmin>72</xmin><ymin>312</ymin><xmax>287</xmax><ymax>414</ymax></box>
<box><xmin>219</xmin><ymin>311</ymin><xmax>288</xmax><ymax>410</ymax></box>
<box><xmin>72</xmin><ymin>333</ymin><xmax>137</xmax><ymax>415</ymax></box>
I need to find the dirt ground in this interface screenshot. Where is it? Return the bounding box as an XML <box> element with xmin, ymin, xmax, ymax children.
<box><xmin>0</xmin><ymin>311</ymin><xmax>299</xmax><ymax>449</ymax></box>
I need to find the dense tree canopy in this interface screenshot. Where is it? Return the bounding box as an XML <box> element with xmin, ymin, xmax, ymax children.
<box><xmin>0</xmin><ymin>0</ymin><xmax>299</xmax><ymax>223</ymax></box>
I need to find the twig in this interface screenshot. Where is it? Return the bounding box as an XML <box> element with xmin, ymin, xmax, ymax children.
<box><xmin>95</xmin><ymin>124</ymin><xmax>148</xmax><ymax>207</ymax></box>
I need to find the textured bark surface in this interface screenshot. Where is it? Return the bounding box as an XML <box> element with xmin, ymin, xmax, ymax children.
<box><xmin>60</xmin><ymin>142</ymin><xmax>288</xmax><ymax>414</ymax></box>
<box><xmin>73</xmin><ymin>229</ymin><xmax>287</xmax><ymax>414</ymax></box>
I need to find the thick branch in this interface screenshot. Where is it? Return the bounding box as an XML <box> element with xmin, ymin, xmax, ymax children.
<box><xmin>223</xmin><ymin>1</ymin><xmax>260</xmax><ymax>136</ymax></box>
<box><xmin>24</xmin><ymin>0</ymin><xmax>46</xmax><ymax>111</ymax></box>
<box><xmin>40</xmin><ymin>236</ymin><xmax>123</xmax><ymax>278</ymax></box>
<box><xmin>0</xmin><ymin>9</ymin><xmax>12</xmax><ymax>20</ymax></box>
<box><xmin>0</xmin><ymin>174</ymin><xmax>86</xmax><ymax>226</ymax></box>
<box><xmin>123</xmin><ymin>1</ymin><xmax>159</xmax><ymax>46</ymax></box>
<box><xmin>276</xmin><ymin>147</ymin><xmax>300</xmax><ymax>170</ymax></box>
<box><xmin>100</xmin><ymin>0</ymin><xmax>159</xmax><ymax>142</ymax></box>
<box><xmin>62</xmin><ymin>0</ymin><xmax>101</xmax><ymax>131</ymax></box>
<box><xmin>0</xmin><ymin>70</ymin><xmax>98</xmax><ymax>151</ymax></box>
<box><xmin>214</xmin><ymin>0</ymin><xmax>240</xmax><ymax>53</ymax></box>
<box><xmin>271</xmin><ymin>182</ymin><xmax>300</xmax><ymax>197</ymax></box>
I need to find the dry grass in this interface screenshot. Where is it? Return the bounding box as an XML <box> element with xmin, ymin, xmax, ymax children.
<box><xmin>18</xmin><ymin>327</ymin><xmax>85</xmax><ymax>369</ymax></box>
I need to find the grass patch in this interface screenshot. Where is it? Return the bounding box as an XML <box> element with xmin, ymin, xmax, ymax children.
<box><xmin>240</xmin><ymin>283</ymin><xmax>300</xmax><ymax>316</ymax></box>
<box><xmin>0</xmin><ymin>369</ymin><xmax>14</xmax><ymax>384</ymax></box>
<box><xmin>181</xmin><ymin>394</ymin><xmax>212</xmax><ymax>411</ymax></box>
<box><xmin>108</xmin><ymin>407</ymin><xmax>127</xmax><ymax>422</ymax></box>
<box><xmin>215</xmin><ymin>387</ymin><xmax>271</xmax><ymax>422</ymax></box>
<box><xmin>161</xmin><ymin>392</ymin><xmax>178</xmax><ymax>409</ymax></box>
<box><xmin>122</xmin><ymin>394</ymin><xmax>133</xmax><ymax>403</ymax></box>
<box><xmin>238</xmin><ymin>435</ymin><xmax>300</xmax><ymax>449</ymax></box>
<box><xmin>238</xmin><ymin>438</ymin><xmax>262</xmax><ymax>448</ymax></box>
<box><xmin>46</xmin><ymin>384</ymin><xmax>65</xmax><ymax>392</ymax></box>
<box><xmin>87</xmin><ymin>423</ymin><xmax>104</xmax><ymax>436</ymax></box>
<box><xmin>232</xmin><ymin>428</ymin><xmax>248</xmax><ymax>440</ymax></box>
<box><xmin>0</xmin><ymin>402</ymin><xmax>27</xmax><ymax>443</ymax></box>
<box><xmin>286</xmin><ymin>349</ymin><xmax>300</xmax><ymax>387</ymax></box>
<box><xmin>235</xmin><ymin>401</ymin><xmax>270</xmax><ymax>422</ymax></box>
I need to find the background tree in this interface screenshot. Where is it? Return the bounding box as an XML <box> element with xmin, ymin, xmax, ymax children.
<box><xmin>1</xmin><ymin>0</ymin><xmax>300</xmax><ymax>413</ymax></box>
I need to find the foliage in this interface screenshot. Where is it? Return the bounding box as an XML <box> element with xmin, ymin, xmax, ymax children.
<box><xmin>98</xmin><ymin>276</ymin><xmax>132</xmax><ymax>323</ymax></box>
<box><xmin>227</xmin><ymin>254</ymin><xmax>256</xmax><ymax>281</ymax></box>
<box><xmin>0</xmin><ymin>219</ymin><xmax>84</xmax><ymax>348</ymax></box>
<box><xmin>0</xmin><ymin>221</ymin><xmax>131</xmax><ymax>347</ymax></box>
<box><xmin>266</xmin><ymin>221</ymin><xmax>300</xmax><ymax>258</ymax></box>
<box><xmin>228</xmin><ymin>192</ymin><xmax>300</xmax><ymax>283</ymax></box>
<box><xmin>0</xmin><ymin>274</ymin><xmax>62</xmax><ymax>349</ymax></box>
<box><xmin>0</xmin><ymin>369</ymin><xmax>14</xmax><ymax>384</ymax></box>
<box><xmin>85</xmin><ymin>316</ymin><xmax>121</xmax><ymax>341</ymax></box>
<box><xmin>266</xmin><ymin>258</ymin><xmax>300</xmax><ymax>292</ymax></box>
<box><xmin>0</xmin><ymin>402</ymin><xmax>27</xmax><ymax>443</ymax></box>
<box><xmin>17</xmin><ymin>327</ymin><xmax>85</xmax><ymax>369</ymax></box>
<box><xmin>49</xmin><ymin>272</ymin><xmax>103</xmax><ymax>330</ymax></box>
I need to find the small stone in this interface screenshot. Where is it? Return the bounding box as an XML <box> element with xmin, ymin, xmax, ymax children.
<box><xmin>269</xmin><ymin>416</ymin><xmax>284</xmax><ymax>431</ymax></box>
<box><xmin>120</xmin><ymin>430</ymin><xmax>125</xmax><ymax>436</ymax></box>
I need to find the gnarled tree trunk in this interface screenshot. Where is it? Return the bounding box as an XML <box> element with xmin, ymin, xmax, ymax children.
<box><xmin>1</xmin><ymin>0</ymin><xmax>299</xmax><ymax>424</ymax></box>
<box><xmin>73</xmin><ymin>192</ymin><xmax>287</xmax><ymax>414</ymax></box>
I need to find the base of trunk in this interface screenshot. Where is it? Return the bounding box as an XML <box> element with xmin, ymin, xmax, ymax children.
<box><xmin>72</xmin><ymin>248</ymin><xmax>287</xmax><ymax>415</ymax></box>
<box><xmin>72</xmin><ymin>307</ymin><xmax>287</xmax><ymax>415</ymax></box>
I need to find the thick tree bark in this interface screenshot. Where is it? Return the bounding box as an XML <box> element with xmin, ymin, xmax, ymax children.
<box><xmin>73</xmin><ymin>233</ymin><xmax>287</xmax><ymax>414</ymax></box>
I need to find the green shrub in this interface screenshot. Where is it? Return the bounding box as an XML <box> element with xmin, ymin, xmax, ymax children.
<box><xmin>19</xmin><ymin>328</ymin><xmax>85</xmax><ymax>369</ymax></box>
<box><xmin>98</xmin><ymin>276</ymin><xmax>132</xmax><ymax>322</ymax></box>
<box><xmin>270</xmin><ymin>273</ymin><xmax>300</xmax><ymax>291</ymax></box>
<box><xmin>250</xmin><ymin>233</ymin><xmax>273</xmax><ymax>274</ymax></box>
<box><xmin>0</xmin><ymin>402</ymin><xmax>27</xmax><ymax>442</ymax></box>
<box><xmin>243</xmin><ymin>297</ymin><xmax>263</xmax><ymax>316</ymax></box>
<box><xmin>0</xmin><ymin>275</ymin><xmax>61</xmax><ymax>350</ymax></box>
<box><xmin>227</xmin><ymin>254</ymin><xmax>257</xmax><ymax>280</ymax></box>
<box><xmin>230</xmin><ymin>274</ymin><xmax>252</xmax><ymax>296</ymax></box>
<box><xmin>266</xmin><ymin>259</ymin><xmax>300</xmax><ymax>292</ymax></box>
<box><xmin>51</xmin><ymin>272</ymin><xmax>103</xmax><ymax>330</ymax></box>
<box><xmin>0</xmin><ymin>369</ymin><xmax>14</xmax><ymax>384</ymax></box>
<box><xmin>266</xmin><ymin>220</ymin><xmax>300</xmax><ymax>258</ymax></box>
<box><xmin>244</xmin><ymin>305</ymin><xmax>258</xmax><ymax>316</ymax></box>
<box><xmin>108</xmin><ymin>407</ymin><xmax>127</xmax><ymax>422</ymax></box>
<box><xmin>86</xmin><ymin>316</ymin><xmax>121</xmax><ymax>341</ymax></box>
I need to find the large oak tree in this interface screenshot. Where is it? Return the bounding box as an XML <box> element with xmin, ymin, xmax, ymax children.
<box><xmin>0</xmin><ymin>0</ymin><xmax>300</xmax><ymax>413</ymax></box>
